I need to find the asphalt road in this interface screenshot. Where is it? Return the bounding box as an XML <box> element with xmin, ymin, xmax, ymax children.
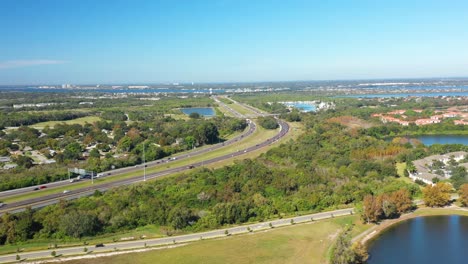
<box><xmin>0</xmin><ymin>102</ymin><xmax>289</xmax><ymax>214</ymax></box>
<box><xmin>0</xmin><ymin>121</ymin><xmax>256</xmax><ymax>201</ymax></box>
<box><xmin>0</xmin><ymin>97</ymin><xmax>260</xmax><ymax>201</ymax></box>
<box><xmin>0</xmin><ymin>208</ymin><xmax>353</xmax><ymax>263</ymax></box>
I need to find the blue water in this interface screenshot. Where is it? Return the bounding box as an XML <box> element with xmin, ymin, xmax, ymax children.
<box><xmin>291</xmin><ymin>103</ymin><xmax>316</xmax><ymax>112</ymax></box>
<box><xmin>180</xmin><ymin>107</ymin><xmax>215</xmax><ymax>117</ymax></box>
<box><xmin>0</xmin><ymin>87</ymin><xmax>226</xmax><ymax>94</ymax></box>
<box><xmin>415</xmin><ymin>135</ymin><xmax>468</xmax><ymax>146</ymax></box>
<box><xmin>368</xmin><ymin>215</ymin><xmax>468</xmax><ymax>264</ymax></box>
<box><xmin>344</xmin><ymin>92</ymin><xmax>468</xmax><ymax>98</ymax></box>
<box><xmin>282</xmin><ymin>102</ymin><xmax>316</xmax><ymax>112</ymax></box>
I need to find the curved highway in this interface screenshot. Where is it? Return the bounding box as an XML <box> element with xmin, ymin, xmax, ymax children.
<box><xmin>0</xmin><ymin>107</ymin><xmax>290</xmax><ymax>215</ymax></box>
<box><xmin>0</xmin><ymin>120</ymin><xmax>256</xmax><ymax>200</ymax></box>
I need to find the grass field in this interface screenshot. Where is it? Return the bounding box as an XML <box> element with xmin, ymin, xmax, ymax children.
<box><xmin>63</xmin><ymin>215</ymin><xmax>365</xmax><ymax>264</ymax></box>
<box><xmin>30</xmin><ymin>116</ymin><xmax>102</xmax><ymax>129</ymax></box>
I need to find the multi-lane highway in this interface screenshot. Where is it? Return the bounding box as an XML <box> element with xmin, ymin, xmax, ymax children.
<box><xmin>0</xmin><ymin>119</ymin><xmax>256</xmax><ymax>201</ymax></box>
<box><xmin>0</xmin><ymin>208</ymin><xmax>353</xmax><ymax>263</ymax></box>
<box><xmin>0</xmin><ymin>99</ymin><xmax>289</xmax><ymax>214</ymax></box>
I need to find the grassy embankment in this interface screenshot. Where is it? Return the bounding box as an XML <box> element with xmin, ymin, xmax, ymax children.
<box><xmin>63</xmin><ymin>215</ymin><xmax>368</xmax><ymax>264</ymax></box>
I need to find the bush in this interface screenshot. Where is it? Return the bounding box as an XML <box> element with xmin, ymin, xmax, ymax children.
<box><xmin>257</xmin><ymin>117</ymin><xmax>279</xmax><ymax>129</ymax></box>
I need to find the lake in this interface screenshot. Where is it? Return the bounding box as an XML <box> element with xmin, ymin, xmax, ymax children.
<box><xmin>180</xmin><ymin>107</ymin><xmax>215</xmax><ymax>117</ymax></box>
<box><xmin>368</xmin><ymin>215</ymin><xmax>468</xmax><ymax>264</ymax></box>
<box><xmin>415</xmin><ymin>135</ymin><xmax>468</xmax><ymax>146</ymax></box>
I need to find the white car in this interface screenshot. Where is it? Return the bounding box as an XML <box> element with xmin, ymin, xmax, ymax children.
<box><xmin>63</xmin><ymin>190</ymin><xmax>70</xmax><ymax>194</ymax></box>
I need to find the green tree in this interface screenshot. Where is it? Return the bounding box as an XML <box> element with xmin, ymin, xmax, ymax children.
<box><xmin>89</xmin><ymin>148</ymin><xmax>100</xmax><ymax>158</ymax></box>
<box><xmin>13</xmin><ymin>155</ymin><xmax>33</xmax><ymax>169</ymax></box>
<box><xmin>189</xmin><ymin>112</ymin><xmax>201</xmax><ymax>119</ymax></box>
<box><xmin>331</xmin><ymin>230</ymin><xmax>367</xmax><ymax>264</ymax></box>
<box><xmin>59</xmin><ymin>211</ymin><xmax>99</xmax><ymax>238</ymax></box>
<box><xmin>63</xmin><ymin>142</ymin><xmax>82</xmax><ymax>160</ymax></box>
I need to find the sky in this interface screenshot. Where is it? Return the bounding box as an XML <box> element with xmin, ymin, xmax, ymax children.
<box><xmin>1</xmin><ymin>0</ymin><xmax>468</xmax><ymax>85</ymax></box>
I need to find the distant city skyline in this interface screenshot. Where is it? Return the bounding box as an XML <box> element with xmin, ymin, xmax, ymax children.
<box><xmin>1</xmin><ymin>0</ymin><xmax>468</xmax><ymax>85</ymax></box>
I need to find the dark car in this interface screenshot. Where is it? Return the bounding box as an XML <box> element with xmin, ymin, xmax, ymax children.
<box><xmin>95</xmin><ymin>243</ymin><xmax>105</xmax><ymax>247</ymax></box>
<box><xmin>188</xmin><ymin>165</ymin><xmax>195</xmax><ymax>169</ymax></box>
<box><xmin>33</xmin><ymin>187</ymin><xmax>39</xmax><ymax>191</ymax></box>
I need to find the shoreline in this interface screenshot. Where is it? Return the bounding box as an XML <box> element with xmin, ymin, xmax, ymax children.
<box><xmin>353</xmin><ymin>206</ymin><xmax>468</xmax><ymax>247</ymax></box>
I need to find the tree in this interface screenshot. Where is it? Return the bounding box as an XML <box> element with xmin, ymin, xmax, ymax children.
<box><xmin>361</xmin><ymin>195</ymin><xmax>382</xmax><ymax>223</ymax></box>
<box><xmin>184</xmin><ymin>136</ymin><xmax>196</xmax><ymax>149</ymax></box>
<box><xmin>59</xmin><ymin>211</ymin><xmax>99</xmax><ymax>238</ymax></box>
<box><xmin>195</xmin><ymin>122</ymin><xmax>219</xmax><ymax>145</ymax></box>
<box><xmin>117</xmin><ymin>136</ymin><xmax>132</xmax><ymax>152</ymax></box>
<box><xmin>422</xmin><ymin>182</ymin><xmax>452</xmax><ymax>207</ymax></box>
<box><xmin>459</xmin><ymin>184</ymin><xmax>468</xmax><ymax>207</ymax></box>
<box><xmin>390</xmin><ymin>189</ymin><xmax>413</xmax><ymax>215</ymax></box>
<box><xmin>13</xmin><ymin>155</ymin><xmax>33</xmax><ymax>169</ymax></box>
<box><xmin>257</xmin><ymin>116</ymin><xmax>279</xmax><ymax>129</ymax></box>
<box><xmin>450</xmin><ymin>166</ymin><xmax>468</xmax><ymax>190</ymax></box>
<box><xmin>63</xmin><ymin>142</ymin><xmax>82</xmax><ymax>160</ymax></box>
<box><xmin>381</xmin><ymin>194</ymin><xmax>397</xmax><ymax>219</ymax></box>
<box><xmin>89</xmin><ymin>148</ymin><xmax>100</xmax><ymax>158</ymax></box>
<box><xmin>331</xmin><ymin>230</ymin><xmax>367</xmax><ymax>264</ymax></box>
<box><xmin>189</xmin><ymin>112</ymin><xmax>201</xmax><ymax>119</ymax></box>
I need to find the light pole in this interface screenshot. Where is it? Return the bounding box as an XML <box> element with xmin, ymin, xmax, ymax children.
<box><xmin>143</xmin><ymin>142</ymin><xmax>146</xmax><ymax>181</ymax></box>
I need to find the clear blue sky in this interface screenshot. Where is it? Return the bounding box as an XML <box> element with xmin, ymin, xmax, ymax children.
<box><xmin>1</xmin><ymin>0</ymin><xmax>468</xmax><ymax>84</ymax></box>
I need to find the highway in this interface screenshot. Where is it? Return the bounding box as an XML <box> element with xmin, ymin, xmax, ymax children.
<box><xmin>0</xmin><ymin>97</ymin><xmax>261</xmax><ymax>201</ymax></box>
<box><xmin>0</xmin><ymin>120</ymin><xmax>256</xmax><ymax>200</ymax></box>
<box><xmin>0</xmin><ymin>208</ymin><xmax>353</xmax><ymax>263</ymax></box>
<box><xmin>0</xmin><ymin>100</ymin><xmax>289</xmax><ymax>214</ymax></box>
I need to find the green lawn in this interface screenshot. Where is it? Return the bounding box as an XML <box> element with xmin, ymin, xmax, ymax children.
<box><xmin>30</xmin><ymin>116</ymin><xmax>102</xmax><ymax>129</ymax></box>
<box><xmin>63</xmin><ymin>215</ymin><xmax>365</xmax><ymax>264</ymax></box>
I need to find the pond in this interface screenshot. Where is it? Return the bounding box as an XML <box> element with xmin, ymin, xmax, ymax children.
<box><xmin>180</xmin><ymin>107</ymin><xmax>215</xmax><ymax>117</ymax></box>
<box><xmin>415</xmin><ymin>135</ymin><xmax>468</xmax><ymax>146</ymax></box>
<box><xmin>368</xmin><ymin>215</ymin><xmax>468</xmax><ymax>264</ymax></box>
